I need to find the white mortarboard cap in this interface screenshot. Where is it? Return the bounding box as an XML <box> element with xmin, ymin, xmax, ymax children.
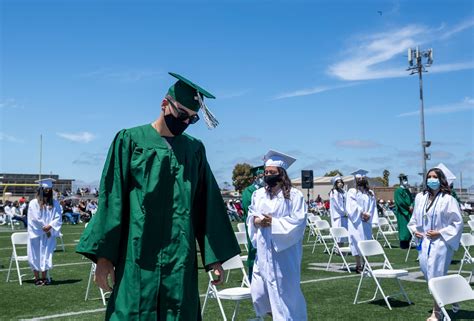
<box><xmin>263</xmin><ymin>150</ymin><xmax>296</xmax><ymax>170</ymax></box>
<box><xmin>35</xmin><ymin>178</ymin><xmax>56</xmax><ymax>188</ymax></box>
<box><xmin>331</xmin><ymin>176</ymin><xmax>342</xmax><ymax>185</ymax></box>
<box><xmin>351</xmin><ymin>169</ymin><xmax>369</xmax><ymax>178</ymax></box>
<box><xmin>435</xmin><ymin>163</ymin><xmax>456</xmax><ymax>185</ymax></box>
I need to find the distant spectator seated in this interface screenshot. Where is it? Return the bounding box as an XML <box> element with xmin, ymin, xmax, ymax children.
<box><xmin>62</xmin><ymin>201</ymin><xmax>80</xmax><ymax>224</ymax></box>
<box><xmin>10</xmin><ymin>201</ymin><xmax>28</xmax><ymax>229</ymax></box>
<box><xmin>226</xmin><ymin>201</ymin><xmax>241</xmax><ymax>222</ymax></box>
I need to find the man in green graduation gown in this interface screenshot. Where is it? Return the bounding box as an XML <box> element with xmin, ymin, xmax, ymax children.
<box><xmin>240</xmin><ymin>165</ymin><xmax>264</xmax><ymax>281</ymax></box>
<box><xmin>76</xmin><ymin>72</ymin><xmax>241</xmax><ymax>320</ymax></box>
<box><xmin>394</xmin><ymin>173</ymin><xmax>414</xmax><ymax>249</ymax></box>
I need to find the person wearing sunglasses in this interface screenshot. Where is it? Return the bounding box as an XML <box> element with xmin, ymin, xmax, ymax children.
<box><xmin>408</xmin><ymin>167</ymin><xmax>463</xmax><ymax>321</ymax></box>
<box><xmin>77</xmin><ymin>72</ymin><xmax>240</xmax><ymax>320</ymax></box>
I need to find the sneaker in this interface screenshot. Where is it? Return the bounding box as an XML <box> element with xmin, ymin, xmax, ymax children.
<box><xmin>35</xmin><ymin>279</ymin><xmax>44</xmax><ymax>286</ymax></box>
<box><xmin>43</xmin><ymin>278</ymin><xmax>52</xmax><ymax>285</ymax></box>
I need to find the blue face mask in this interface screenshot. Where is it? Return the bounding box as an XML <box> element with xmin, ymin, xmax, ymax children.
<box><xmin>427</xmin><ymin>178</ymin><xmax>440</xmax><ymax>190</ymax></box>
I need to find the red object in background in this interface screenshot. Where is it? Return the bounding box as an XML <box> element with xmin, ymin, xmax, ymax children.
<box><xmin>324</xmin><ymin>200</ymin><xmax>330</xmax><ymax>210</ymax></box>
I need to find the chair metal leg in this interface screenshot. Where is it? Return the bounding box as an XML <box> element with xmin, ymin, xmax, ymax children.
<box><xmin>353</xmin><ymin>273</ymin><xmax>365</xmax><ymax>304</ymax></box>
<box><xmin>396</xmin><ymin>278</ymin><xmax>411</xmax><ymax>304</ymax></box>
<box><xmin>215</xmin><ymin>295</ymin><xmax>228</xmax><ymax>321</ymax></box>
<box><xmin>15</xmin><ymin>255</ymin><xmax>23</xmax><ymax>285</ymax></box>
<box><xmin>85</xmin><ymin>263</ymin><xmax>95</xmax><ymax>301</ymax></box>
<box><xmin>340</xmin><ymin>252</ymin><xmax>351</xmax><ymax>273</ymax></box>
<box><xmin>6</xmin><ymin>253</ymin><xmax>14</xmax><ymax>282</ymax></box>
<box><xmin>201</xmin><ymin>283</ymin><xmax>211</xmax><ymax>318</ymax></box>
<box><xmin>326</xmin><ymin>246</ymin><xmax>335</xmax><ymax>270</ymax></box>
<box><xmin>440</xmin><ymin>307</ymin><xmax>451</xmax><ymax>321</ymax></box>
<box><xmin>231</xmin><ymin>300</ymin><xmax>240</xmax><ymax>321</ymax></box>
<box><xmin>372</xmin><ymin>277</ymin><xmax>392</xmax><ymax>310</ymax></box>
<box><xmin>405</xmin><ymin>243</ymin><xmax>412</xmax><ymax>262</ymax></box>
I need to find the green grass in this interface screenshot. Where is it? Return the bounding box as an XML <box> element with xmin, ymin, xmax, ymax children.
<box><xmin>0</xmin><ymin>219</ymin><xmax>473</xmax><ymax>320</ymax></box>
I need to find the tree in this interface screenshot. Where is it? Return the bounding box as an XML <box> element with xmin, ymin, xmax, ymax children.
<box><xmin>382</xmin><ymin>169</ymin><xmax>390</xmax><ymax>187</ymax></box>
<box><xmin>232</xmin><ymin>163</ymin><xmax>253</xmax><ymax>192</ymax></box>
<box><xmin>324</xmin><ymin>169</ymin><xmax>343</xmax><ymax>177</ymax></box>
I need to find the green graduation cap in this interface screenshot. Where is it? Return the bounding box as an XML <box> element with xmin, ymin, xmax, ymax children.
<box><xmin>167</xmin><ymin>72</ymin><xmax>219</xmax><ymax>128</ymax></box>
<box><xmin>398</xmin><ymin>173</ymin><xmax>407</xmax><ymax>179</ymax></box>
<box><xmin>251</xmin><ymin>165</ymin><xmax>264</xmax><ymax>177</ymax></box>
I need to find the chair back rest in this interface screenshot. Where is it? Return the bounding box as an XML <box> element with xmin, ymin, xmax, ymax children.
<box><xmin>469</xmin><ymin>215</ymin><xmax>474</xmax><ymax>221</ymax></box>
<box><xmin>468</xmin><ymin>220</ymin><xmax>474</xmax><ymax>231</ymax></box>
<box><xmin>308</xmin><ymin>215</ymin><xmax>321</xmax><ymax>224</ymax></box>
<box><xmin>358</xmin><ymin>240</ymin><xmax>385</xmax><ymax>257</ymax></box>
<box><xmin>315</xmin><ymin>220</ymin><xmax>330</xmax><ymax>230</ymax></box>
<box><xmin>237</xmin><ymin>223</ymin><xmax>246</xmax><ymax>232</ymax></box>
<box><xmin>461</xmin><ymin>233</ymin><xmax>474</xmax><ymax>247</ymax></box>
<box><xmin>11</xmin><ymin>232</ymin><xmax>28</xmax><ymax>246</ymax></box>
<box><xmin>234</xmin><ymin>232</ymin><xmax>247</xmax><ymax>246</ymax></box>
<box><xmin>378</xmin><ymin>217</ymin><xmax>390</xmax><ymax>226</ymax></box>
<box><xmin>221</xmin><ymin>254</ymin><xmax>245</xmax><ymax>271</ymax></box>
<box><xmin>428</xmin><ymin>274</ymin><xmax>474</xmax><ymax>306</ymax></box>
<box><xmin>330</xmin><ymin>227</ymin><xmax>349</xmax><ymax>239</ymax></box>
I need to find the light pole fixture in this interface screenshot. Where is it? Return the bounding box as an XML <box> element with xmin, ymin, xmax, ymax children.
<box><xmin>407</xmin><ymin>47</ymin><xmax>433</xmax><ymax>188</ymax></box>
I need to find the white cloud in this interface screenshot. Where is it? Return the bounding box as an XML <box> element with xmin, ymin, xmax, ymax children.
<box><xmin>0</xmin><ymin>98</ymin><xmax>23</xmax><ymax>109</ymax></box>
<box><xmin>0</xmin><ymin>132</ymin><xmax>23</xmax><ymax>143</ymax></box>
<box><xmin>335</xmin><ymin>139</ymin><xmax>382</xmax><ymax>149</ymax></box>
<box><xmin>79</xmin><ymin>68</ymin><xmax>162</xmax><ymax>82</ymax></box>
<box><xmin>328</xmin><ymin>18</ymin><xmax>474</xmax><ymax>81</ymax></box>
<box><xmin>397</xmin><ymin>97</ymin><xmax>474</xmax><ymax>117</ymax></box>
<box><xmin>57</xmin><ymin>132</ymin><xmax>96</xmax><ymax>143</ymax></box>
<box><xmin>273</xmin><ymin>82</ymin><xmax>359</xmax><ymax>100</ymax></box>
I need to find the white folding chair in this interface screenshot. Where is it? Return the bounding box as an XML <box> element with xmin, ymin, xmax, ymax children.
<box><xmin>376</xmin><ymin>217</ymin><xmax>398</xmax><ymax>249</ymax></box>
<box><xmin>236</xmin><ymin>223</ymin><xmax>246</xmax><ymax>233</ymax></box>
<box><xmin>384</xmin><ymin>210</ymin><xmax>398</xmax><ymax>232</ymax></box>
<box><xmin>354</xmin><ymin>240</ymin><xmax>411</xmax><ymax>310</ymax></box>
<box><xmin>469</xmin><ymin>215</ymin><xmax>474</xmax><ymax>221</ymax></box>
<box><xmin>306</xmin><ymin>215</ymin><xmax>321</xmax><ymax>243</ymax></box>
<box><xmin>429</xmin><ymin>274</ymin><xmax>474</xmax><ymax>321</ymax></box>
<box><xmin>404</xmin><ymin>228</ymin><xmax>418</xmax><ymax>262</ymax></box>
<box><xmin>226</xmin><ymin>232</ymin><xmax>248</xmax><ymax>283</ymax></box>
<box><xmin>312</xmin><ymin>220</ymin><xmax>332</xmax><ymax>254</ymax></box>
<box><xmin>56</xmin><ymin>232</ymin><xmax>65</xmax><ymax>252</ymax></box>
<box><xmin>458</xmin><ymin>233</ymin><xmax>474</xmax><ymax>283</ymax></box>
<box><xmin>201</xmin><ymin>255</ymin><xmax>253</xmax><ymax>321</ymax></box>
<box><xmin>6</xmin><ymin>232</ymin><xmax>29</xmax><ymax>285</ymax></box>
<box><xmin>85</xmin><ymin>262</ymin><xmax>111</xmax><ymax>306</ymax></box>
<box><xmin>327</xmin><ymin>227</ymin><xmax>351</xmax><ymax>273</ymax></box>
<box><xmin>468</xmin><ymin>221</ymin><xmax>474</xmax><ymax>235</ymax></box>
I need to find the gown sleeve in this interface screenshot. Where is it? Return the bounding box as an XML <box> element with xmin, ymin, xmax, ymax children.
<box><xmin>408</xmin><ymin>193</ymin><xmax>423</xmax><ymax>233</ymax></box>
<box><xmin>330</xmin><ymin>191</ymin><xmax>346</xmax><ymax>218</ymax></box>
<box><xmin>271</xmin><ymin>190</ymin><xmax>307</xmax><ymax>252</ymax></box>
<box><xmin>346</xmin><ymin>188</ymin><xmax>362</xmax><ymax>224</ymax></box>
<box><xmin>438</xmin><ymin>194</ymin><xmax>463</xmax><ymax>251</ymax></box>
<box><xmin>28</xmin><ymin>201</ymin><xmax>45</xmax><ymax>238</ymax></box>
<box><xmin>49</xmin><ymin>201</ymin><xmax>63</xmax><ymax>236</ymax></box>
<box><xmin>193</xmin><ymin>143</ymin><xmax>241</xmax><ymax>271</ymax></box>
<box><xmin>76</xmin><ymin>129</ymin><xmax>132</xmax><ymax>265</ymax></box>
<box><xmin>368</xmin><ymin>192</ymin><xmax>379</xmax><ymax>225</ymax></box>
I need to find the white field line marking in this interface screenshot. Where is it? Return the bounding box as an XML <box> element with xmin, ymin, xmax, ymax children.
<box><xmin>20</xmin><ymin>308</ymin><xmax>106</xmax><ymax>320</ymax></box>
<box><xmin>0</xmin><ymin>242</ymin><xmax>78</xmax><ymax>251</ymax></box>
<box><xmin>0</xmin><ymin>261</ymin><xmax>89</xmax><ymax>272</ymax></box>
<box><xmin>0</xmin><ymin>232</ymin><xmax>83</xmax><ymax>239</ymax></box>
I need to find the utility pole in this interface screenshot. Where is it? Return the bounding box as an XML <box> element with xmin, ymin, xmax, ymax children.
<box><xmin>407</xmin><ymin>47</ymin><xmax>433</xmax><ymax>189</ymax></box>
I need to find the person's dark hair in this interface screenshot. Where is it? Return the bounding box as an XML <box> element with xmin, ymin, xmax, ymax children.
<box><xmin>36</xmin><ymin>187</ymin><xmax>53</xmax><ymax>206</ymax></box>
<box><xmin>423</xmin><ymin>168</ymin><xmax>451</xmax><ymax>196</ymax></box>
<box><xmin>329</xmin><ymin>179</ymin><xmax>344</xmax><ymax>196</ymax></box>
<box><xmin>265</xmin><ymin>167</ymin><xmax>292</xmax><ymax>199</ymax></box>
<box><xmin>356</xmin><ymin>177</ymin><xmax>374</xmax><ymax>196</ymax></box>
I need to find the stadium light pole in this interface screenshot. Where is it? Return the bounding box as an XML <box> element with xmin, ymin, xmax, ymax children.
<box><xmin>407</xmin><ymin>47</ymin><xmax>433</xmax><ymax>189</ymax></box>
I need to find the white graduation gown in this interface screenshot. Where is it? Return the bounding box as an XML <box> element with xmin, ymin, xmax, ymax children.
<box><xmin>27</xmin><ymin>199</ymin><xmax>62</xmax><ymax>271</ymax></box>
<box><xmin>346</xmin><ymin>188</ymin><xmax>378</xmax><ymax>256</ymax></box>
<box><xmin>329</xmin><ymin>189</ymin><xmax>348</xmax><ymax>229</ymax></box>
<box><xmin>408</xmin><ymin>192</ymin><xmax>463</xmax><ymax>280</ymax></box>
<box><xmin>247</xmin><ymin>187</ymin><xmax>307</xmax><ymax>321</ymax></box>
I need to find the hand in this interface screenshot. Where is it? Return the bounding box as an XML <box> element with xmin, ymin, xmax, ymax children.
<box><xmin>409</xmin><ymin>207</ymin><xmax>414</xmax><ymax>214</ymax></box>
<box><xmin>261</xmin><ymin>214</ymin><xmax>272</xmax><ymax>227</ymax></box>
<box><xmin>254</xmin><ymin>216</ymin><xmax>264</xmax><ymax>227</ymax></box>
<box><xmin>426</xmin><ymin>230</ymin><xmax>441</xmax><ymax>240</ymax></box>
<box><xmin>95</xmin><ymin>257</ymin><xmax>115</xmax><ymax>291</ymax></box>
<box><xmin>42</xmin><ymin>225</ymin><xmax>52</xmax><ymax>232</ymax></box>
<box><xmin>361</xmin><ymin>213</ymin><xmax>370</xmax><ymax>222</ymax></box>
<box><xmin>210</xmin><ymin>262</ymin><xmax>224</xmax><ymax>285</ymax></box>
<box><xmin>414</xmin><ymin>231</ymin><xmax>424</xmax><ymax>239</ymax></box>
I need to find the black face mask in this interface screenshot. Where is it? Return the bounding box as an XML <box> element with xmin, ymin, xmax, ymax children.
<box><xmin>164</xmin><ymin>113</ymin><xmax>189</xmax><ymax>136</ymax></box>
<box><xmin>264</xmin><ymin>174</ymin><xmax>280</xmax><ymax>187</ymax></box>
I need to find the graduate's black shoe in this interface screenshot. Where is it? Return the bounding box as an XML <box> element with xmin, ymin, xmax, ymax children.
<box><xmin>34</xmin><ymin>279</ymin><xmax>44</xmax><ymax>286</ymax></box>
<box><xmin>43</xmin><ymin>278</ymin><xmax>52</xmax><ymax>285</ymax></box>
<box><xmin>400</xmin><ymin>241</ymin><xmax>410</xmax><ymax>249</ymax></box>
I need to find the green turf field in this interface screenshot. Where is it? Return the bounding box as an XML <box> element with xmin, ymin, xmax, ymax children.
<box><xmin>0</xmin><ymin>218</ymin><xmax>473</xmax><ymax>320</ymax></box>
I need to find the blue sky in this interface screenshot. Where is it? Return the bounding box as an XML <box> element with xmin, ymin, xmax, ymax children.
<box><xmin>1</xmin><ymin>0</ymin><xmax>473</xmax><ymax>189</ymax></box>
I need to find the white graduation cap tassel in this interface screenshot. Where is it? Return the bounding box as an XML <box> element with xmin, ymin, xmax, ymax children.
<box><xmin>196</xmin><ymin>93</ymin><xmax>219</xmax><ymax>129</ymax></box>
